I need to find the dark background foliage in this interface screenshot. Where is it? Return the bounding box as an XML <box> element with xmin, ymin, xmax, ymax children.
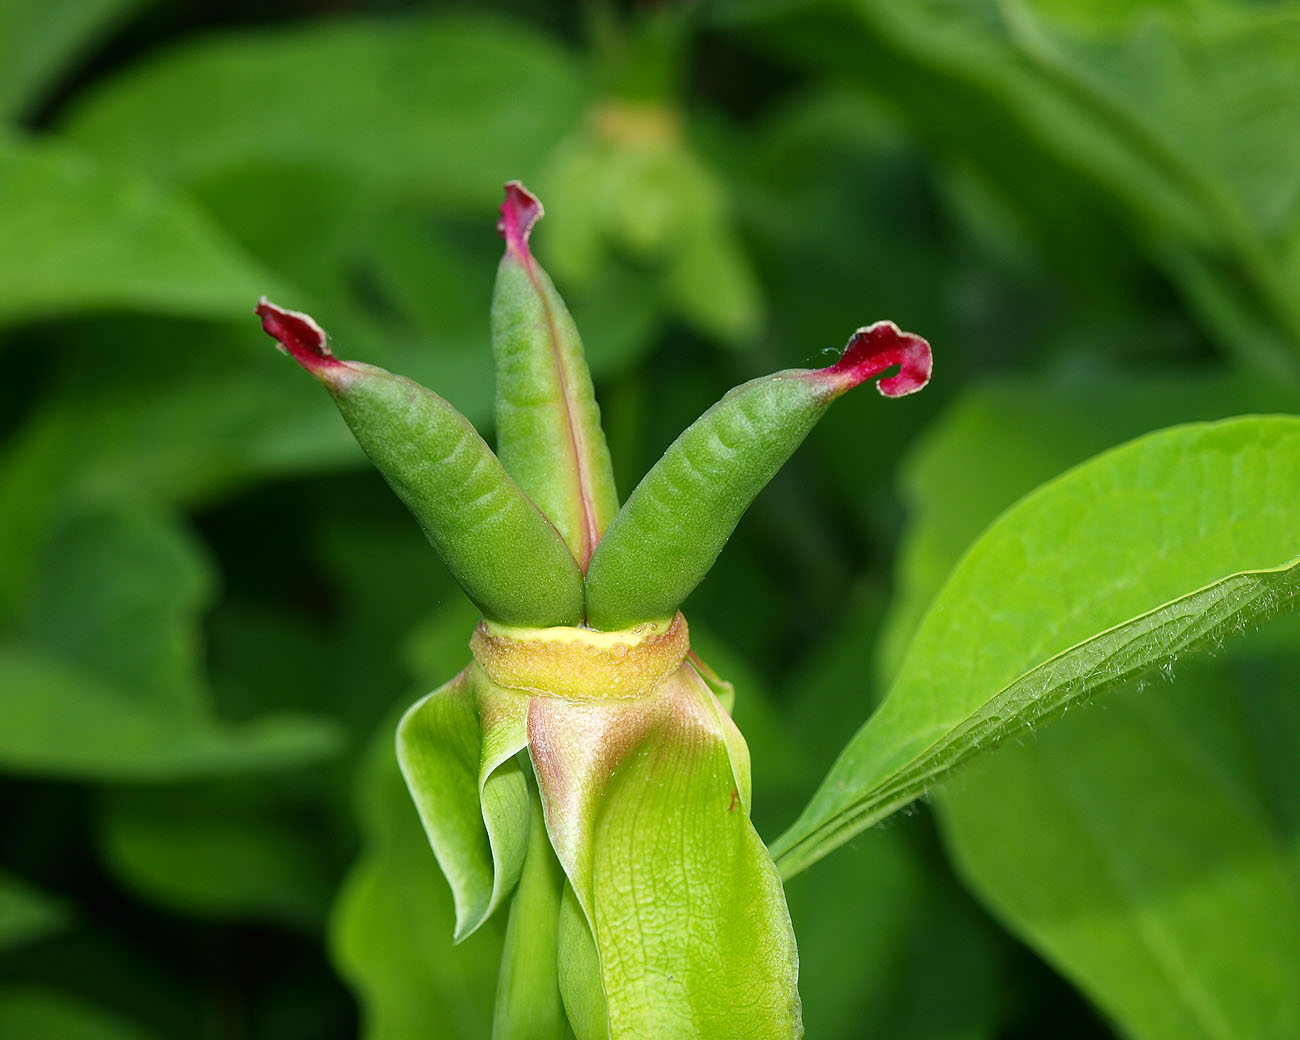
<box><xmin>2</xmin><ymin>1</ymin><xmax>1298</xmax><ymax>1037</ymax></box>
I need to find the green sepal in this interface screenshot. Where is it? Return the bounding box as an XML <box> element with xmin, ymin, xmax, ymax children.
<box><xmin>396</xmin><ymin>665</ymin><xmax>531</xmax><ymax>941</ymax></box>
<box><xmin>492</xmin><ymin>183</ymin><xmax>620</xmax><ymax>568</ymax></box>
<box><xmin>258</xmin><ymin>299</ymin><xmax>584</xmax><ymax>627</ymax></box>
<box><xmin>492</xmin><ymin>772</ymin><xmax>568</xmax><ymax>1040</ymax></box>
<box><xmin>528</xmin><ymin>663</ymin><xmax>801</xmax><ymax>1039</ymax></box>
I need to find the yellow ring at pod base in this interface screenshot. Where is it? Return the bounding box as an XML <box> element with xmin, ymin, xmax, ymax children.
<box><xmin>470</xmin><ymin>613</ymin><xmax>689</xmax><ymax>700</ymax></box>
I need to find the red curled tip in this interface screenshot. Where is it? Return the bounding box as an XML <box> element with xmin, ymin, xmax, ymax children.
<box><xmin>497</xmin><ymin>180</ymin><xmax>544</xmax><ymax>262</ymax></box>
<box><xmin>256</xmin><ymin>297</ymin><xmax>343</xmax><ymax>375</ymax></box>
<box><xmin>819</xmin><ymin>321</ymin><xmax>932</xmax><ymax>398</ymax></box>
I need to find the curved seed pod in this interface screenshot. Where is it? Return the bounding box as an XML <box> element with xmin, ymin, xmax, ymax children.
<box><xmin>258</xmin><ymin>299</ymin><xmax>584</xmax><ymax>627</ymax></box>
<box><xmin>490</xmin><ymin>182</ymin><xmax>620</xmax><ymax>569</ymax></box>
<box><xmin>584</xmin><ymin>322</ymin><xmax>931</xmax><ymax>630</ymax></box>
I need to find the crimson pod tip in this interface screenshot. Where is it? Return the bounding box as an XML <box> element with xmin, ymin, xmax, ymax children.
<box><xmin>497</xmin><ymin>180</ymin><xmax>544</xmax><ymax>264</ymax></box>
<box><xmin>257</xmin><ymin>297</ymin><xmax>346</xmax><ymax>379</ymax></box>
<box><xmin>817</xmin><ymin>321</ymin><xmax>932</xmax><ymax>398</ymax></box>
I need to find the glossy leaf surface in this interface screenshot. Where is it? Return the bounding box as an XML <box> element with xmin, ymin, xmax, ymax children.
<box><xmin>59</xmin><ymin>15</ymin><xmax>585</xmax><ymax>206</ymax></box>
<box><xmin>885</xmin><ymin>378</ymin><xmax>1300</xmax><ymax>1040</ymax></box>
<box><xmin>774</xmin><ymin>416</ymin><xmax>1300</xmax><ymax>877</ymax></box>
<box><xmin>0</xmin><ymin>135</ymin><xmax>281</xmax><ymax>326</ymax></box>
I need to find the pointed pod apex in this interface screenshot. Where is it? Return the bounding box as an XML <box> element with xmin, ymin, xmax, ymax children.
<box><xmin>497</xmin><ymin>180</ymin><xmax>544</xmax><ymax>263</ymax></box>
<box><xmin>817</xmin><ymin>321</ymin><xmax>932</xmax><ymax>398</ymax></box>
<box><xmin>257</xmin><ymin>297</ymin><xmax>346</xmax><ymax>379</ymax></box>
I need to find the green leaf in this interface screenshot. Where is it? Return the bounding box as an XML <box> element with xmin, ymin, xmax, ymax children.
<box><xmin>0</xmin><ymin>505</ymin><xmax>343</xmax><ymax>780</ymax></box>
<box><xmin>333</xmin><ymin>710</ymin><xmax>503</xmax><ymax>1040</ymax></box>
<box><xmin>0</xmin><ymin>649</ymin><xmax>342</xmax><ymax>779</ymax></box>
<box><xmin>941</xmin><ymin>647</ymin><xmax>1300</xmax><ymax>1040</ymax></box>
<box><xmin>0</xmin><ymin>987</ymin><xmax>159</xmax><ymax>1040</ymax></box>
<box><xmin>99</xmin><ymin>784</ymin><xmax>334</xmax><ymax>927</ymax></box>
<box><xmin>528</xmin><ymin>664</ymin><xmax>801</xmax><ymax>1039</ymax></box>
<box><xmin>0</xmin><ymin>0</ymin><xmax>145</xmax><ymax>120</ymax></box>
<box><xmin>491</xmin><ymin>183</ymin><xmax>620</xmax><ymax>567</ymax></box>
<box><xmin>0</xmin><ymin>134</ymin><xmax>283</xmax><ymax>326</ymax></box>
<box><xmin>396</xmin><ymin>667</ymin><xmax>531</xmax><ymax>941</ymax></box>
<box><xmin>773</xmin><ymin>415</ymin><xmax>1300</xmax><ymax>878</ymax></box>
<box><xmin>880</xmin><ymin>377</ymin><xmax>1300</xmax><ymax>1040</ymax></box>
<box><xmin>59</xmin><ymin>14</ymin><xmax>586</xmax><ymax>207</ymax></box>
<box><xmin>0</xmin><ymin>872</ymin><xmax>68</xmax><ymax>953</ymax></box>
<box><xmin>730</xmin><ymin>0</ymin><xmax>1300</xmax><ymax>363</ymax></box>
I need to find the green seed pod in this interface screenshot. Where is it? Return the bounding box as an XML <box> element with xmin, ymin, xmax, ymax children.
<box><xmin>490</xmin><ymin>182</ymin><xmax>620</xmax><ymax>569</ymax></box>
<box><xmin>258</xmin><ymin>299</ymin><xmax>584</xmax><ymax>627</ymax></box>
<box><xmin>583</xmin><ymin>322</ymin><xmax>931</xmax><ymax>630</ymax></box>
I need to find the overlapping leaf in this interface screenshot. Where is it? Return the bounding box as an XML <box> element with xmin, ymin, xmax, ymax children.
<box><xmin>773</xmin><ymin>414</ymin><xmax>1300</xmax><ymax>877</ymax></box>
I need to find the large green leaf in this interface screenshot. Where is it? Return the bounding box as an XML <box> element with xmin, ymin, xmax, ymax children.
<box><xmin>772</xmin><ymin>414</ymin><xmax>1300</xmax><ymax>877</ymax></box>
<box><xmin>396</xmin><ymin>667</ymin><xmax>531</xmax><ymax>941</ymax></box>
<box><xmin>942</xmin><ymin>647</ymin><xmax>1300</xmax><ymax>1040</ymax></box>
<box><xmin>0</xmin><ymin>505</ymin><xmax>342</xmax><ymax>779</ymax></box>
<box><xmin>0</xmin><ymin>134</ymin><xmax>282</xmax><ymax>326</ymax></box>
<box><xmin>59</xmin><ymin>15</ymin><xmax>585</xmax><ymax>208</ymax></box>
<box><xmin>727</xmin><ymin>0</ymin><xmax>1300</xmax><ymax>365</ymax></box>
<box><xmin>879</xmin><ymin>377</ymin><xmax>1300</xmax><ymax>1040</ymax></box>
<box><xmin>99</xmin><ymin>783</ymin><xmax>335</xmax><ymax>928</ymax></box>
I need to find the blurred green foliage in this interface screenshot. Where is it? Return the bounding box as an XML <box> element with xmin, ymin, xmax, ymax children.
<box><xmin>1</xmin><ymin>1</ymin><xmax>1297</xmax><ymax>1037</ymax></box>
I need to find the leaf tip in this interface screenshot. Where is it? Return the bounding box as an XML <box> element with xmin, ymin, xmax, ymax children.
<box><xmin>818</xmin><ymin>321</ymin><xmax>932</xmax><ymax>398</ymax></box>
<box><xmin>497</xmin><ymin>180</ymin><xmax>544</xmax><ymax>262</ymax></box>
<box><xmin>257</xmin><ymin>297</ymin><xmax>345</xmax><ymax>378</ymax></box>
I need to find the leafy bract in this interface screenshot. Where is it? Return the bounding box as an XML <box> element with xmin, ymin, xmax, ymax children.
<box><xmin>396</xmin><ymin>667</ymin><xmax>530</xmax><ymax>941</ymax></box>
<box><xmin>0</xmin><ymin>135</ymin><xmax>282</xmax><ymax>326</ymax></box>
<box><xmin>772</xmin><ymin>415</ymin><xmax>1300</xmax><ymax>877</ymax></box>
<box><xmin>528</xmin><ymin>664</ymin><xmax>801</xmax><ymax>1039</ymax></box>
<box><xmin>491</xmin><ymin>781</ymin><xmax>568</xmax><ymax>1040</ymax></box>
